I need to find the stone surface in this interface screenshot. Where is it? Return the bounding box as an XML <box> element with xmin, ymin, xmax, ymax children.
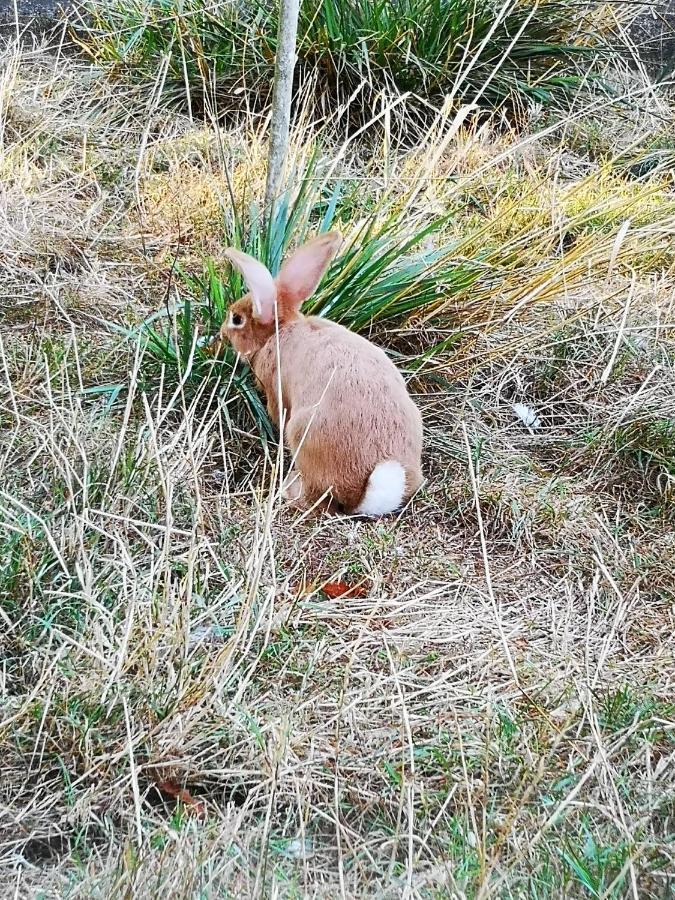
<box><xmin>0</xmin><ymin>0</ymin><xmax>72</xmax><ymax>29</ymax></box>
<box><xmin>630</xmin><ymin>1</ymin><xmax>675</xmax><ymax>74</ymax></box>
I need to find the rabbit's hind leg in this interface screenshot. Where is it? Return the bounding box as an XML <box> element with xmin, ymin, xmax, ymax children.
<box><xmin>284</xmin><ymin>409</ymin><xmax>338</xmax><ymax>514</ymax></box>
<box><xmin>283</xmin><ymin>471</ymin><xmax>337</xmax><ymax>515</ymax></box>
<box><xmin>282</xmin><ymin>467</ymin><xmax>304</xmax><ymax>502</ymax></box>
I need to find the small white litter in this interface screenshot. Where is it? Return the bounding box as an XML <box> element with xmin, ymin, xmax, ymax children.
<box><xmin>512</xmin><ymin>402</ymin><xmax>541</xmax><ymax>431</ymax></box>
<box><xmin>188</xmin><ymin>624</ymin><xmax>231</xmax><ymax>650</ymax></box>
<box><xmin>281</xmin><ymin>837</ymin><xmax>314</xmax><ymax>861</ymax></box>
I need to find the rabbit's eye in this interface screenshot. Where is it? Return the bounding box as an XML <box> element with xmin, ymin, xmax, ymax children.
<box><xmin>230</xmin><ymin>312</ymin><xmax>244</xmax><ymax>327</ymax></box>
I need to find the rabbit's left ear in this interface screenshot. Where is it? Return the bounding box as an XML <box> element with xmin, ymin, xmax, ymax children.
<box><xmin>276</xmin><ymin>231</ymin><xmax>343</xmax><ymax>311</ymax></box>
<box><xmin>224</xmin><ymin>248</ymin><xmax>277</xmax><ymax>324</ymax></box>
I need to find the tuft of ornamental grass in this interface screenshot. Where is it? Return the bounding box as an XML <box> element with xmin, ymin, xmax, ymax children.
<box><xmin>71</xmin><ymin>0</ymin><xmax>617</xmax><ymax>113</ymax></box>
<box><xmin>135</xmin><ymin>151</ymin><xmax>485</xmax><ymax>435</ymax></box>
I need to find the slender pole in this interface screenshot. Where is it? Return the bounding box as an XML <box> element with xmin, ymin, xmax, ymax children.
<box><xmin>264</xmin><ymin>0</ymin><xmax>301</xmax><ymax>221</ymax></box>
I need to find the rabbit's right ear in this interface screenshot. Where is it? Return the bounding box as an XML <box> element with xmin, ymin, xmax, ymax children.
<box><xmin>276</xmin><ymin>231</ymin><xmax>343</xmax><ymax>312</ymax></box>
<box><xmin>224</xmin><ymin>248</ymin><xmax>277</xmax><ymax>325</ymax></box>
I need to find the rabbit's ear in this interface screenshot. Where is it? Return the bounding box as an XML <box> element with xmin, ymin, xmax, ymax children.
<box><xmin>276</xmin><ymin>231</ymin><xmax>343</xmax><ymax>311</ymax></box>
<box><xmin>224</xmin><ymin>248</ymin><xmax>277</xmax><ymax>324</ymax></box>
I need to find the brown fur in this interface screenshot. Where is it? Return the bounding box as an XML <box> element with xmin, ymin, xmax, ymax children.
<box><xmin>216</xmin><ymin>232</ymin><xmax>423</xmax><ymax>514</ymax></box>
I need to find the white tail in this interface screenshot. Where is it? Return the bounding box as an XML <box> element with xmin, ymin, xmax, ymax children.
<box><xmin>355</xmin><ymin>461</ymin><xmax>406</xmax><ymax>517</ymax></box>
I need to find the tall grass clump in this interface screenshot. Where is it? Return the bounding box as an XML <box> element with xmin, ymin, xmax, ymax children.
<box><xmin>137</xmin><ymin>153</ymin><xmax>484</xmax><ymax>436</ymax></box>
<box><xmin>72</xmin><ymin>0</ymin><xmax>615</xmax><ymax>112</ymax></box>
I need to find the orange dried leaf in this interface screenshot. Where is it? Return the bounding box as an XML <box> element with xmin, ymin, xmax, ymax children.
<box><xmin>155</xmin><ymin>779</ymin><xmax>206</xmax><ymax>817</ymax></box>
<box><xmin>321</xmin><ymin>580</ymin><xmax>369</xmax><ymax>599</ymax></box>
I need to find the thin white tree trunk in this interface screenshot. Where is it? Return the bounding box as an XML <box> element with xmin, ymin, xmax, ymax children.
<box><xmin>264</xmin><ymin>0</ymin><xmax>301</xmax><ymax>220</ymax></box>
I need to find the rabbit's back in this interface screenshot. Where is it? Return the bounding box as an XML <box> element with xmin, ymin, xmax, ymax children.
<box><xmin>254</xmin><ymin>317</ymin><xmax>422</xmax><ymax>510</ymax></box>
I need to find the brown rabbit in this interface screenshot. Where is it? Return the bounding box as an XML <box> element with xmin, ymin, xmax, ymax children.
<box><xmin>214</xmin><ymin>231</ymin><xmax>423</xmax><ymax>515</ymax></box>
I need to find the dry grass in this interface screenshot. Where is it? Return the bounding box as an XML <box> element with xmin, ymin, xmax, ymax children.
<box><xmin>1</xmin><ymin>31</ymin><xmax>674</xmax><ymax>899</ymax></box>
